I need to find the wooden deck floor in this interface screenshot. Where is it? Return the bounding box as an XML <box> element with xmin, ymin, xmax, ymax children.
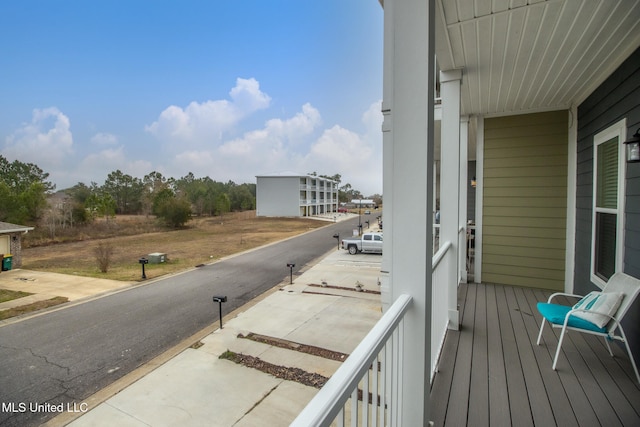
<box><xmin>430</xmin><ymin>282</ymin><xmax>640</xmax><ymax>426</ymax></box>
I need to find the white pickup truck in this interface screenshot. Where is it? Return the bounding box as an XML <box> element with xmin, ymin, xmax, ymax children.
<box><xmin>341</xmin><ymin>232</ymin><xmax>383</xmax><ymax>255</ymax></box>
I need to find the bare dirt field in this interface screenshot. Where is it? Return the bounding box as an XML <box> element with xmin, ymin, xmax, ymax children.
<box><xmin>21</xmin><ymin>211</ymin><xmax>327</xmax><ymax>281</ymax></box>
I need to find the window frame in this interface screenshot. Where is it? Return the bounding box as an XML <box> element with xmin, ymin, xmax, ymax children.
<box><xmin>0</xmin><ymin>235</ymin><xmax>9</xmax><ymax>255</ymax></box>
<box><xmin>590</xmin><ymin>119</ymin><xmax>627</xmax><ymax>288</ymax></box>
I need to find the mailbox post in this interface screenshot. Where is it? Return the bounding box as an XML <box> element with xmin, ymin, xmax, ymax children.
<box><xmin>333</xmin><ymin>233</ymin><xmax>340</xmax><ymax>250</ymax></box>
<box><xmin>212</xmin><ymin>295</ymin><xmax>227</xmax><ymax>328</ymax></box>
<box><xmin>138</xmin><ymin>257</ymin><xmax>149</xmax><ymax>279</ymax></box>
<box><xmin>286</xmin><ymin>263</ymin><xmax>295</xmax><ymax>284</ymax></box>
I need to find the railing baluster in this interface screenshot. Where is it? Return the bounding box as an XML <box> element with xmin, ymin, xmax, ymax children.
<box><xmin>390</xmin><ymin>328</ymin><xmax>398</xmax><ymax>426</ymax></box>
<box><xmin>351</xmin><ymin>388</ymin><xmax>358</xmax><ymax>427</ymax></box>
<box><xmin>363</xmin><ymin>367</ymin><xmax>370</xmax><ymax>426</ymax></box>
<box><xmin>372</xmin><ymin>355</ymin><xmax>378</xmax><ymax>427</ymax></box>
<box><xmin>397</xmin><ymin>319</ymin><xmax>404</xmax><ymax>427</ymax></box>
<box><xmin>380</xmin><ymin>345</ymin><xmax>387</xmax><ymax>426</ymax></box>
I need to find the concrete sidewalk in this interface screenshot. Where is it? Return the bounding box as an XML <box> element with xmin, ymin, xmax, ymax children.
<box><xmin>0</xmin><ymin>270</ymin><xmax>135</xmax><ymax>316</ymax></box>
<box><xmin>45</xmin><ymin>237</ymin><xmax>383</xmax><ymax>426</ymax></box>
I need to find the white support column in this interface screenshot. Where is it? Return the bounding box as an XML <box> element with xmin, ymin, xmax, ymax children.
<box><xmin>383</xmin><ymin>0</ymin><xmax>434</xmax><ymax>425</ymax></box>
<box><xmin>565</xmin><ymin>106</ymin><xmax>577</xmax><ymax>294</ymax></box>
<box><xmin>439</xmin><ymin>68</ymin><xmax>462</xmax><ymax>330</ymax></box>
<box><xmin>475</xmin><ymin>117</ymin><xmax>484</xmax><ymax>283</ymax></box>
<box><xmin>381</xmin><ymin>104</ymin><xmax>393</xmax><ymax>312</ymax></box>
<box><xmin>459</xmin><ymin>116</ymin><xmax>469</xmax><ymax>284</ymax></box>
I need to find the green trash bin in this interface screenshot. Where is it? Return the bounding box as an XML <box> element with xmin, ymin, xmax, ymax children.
<box><xmin>2</xmin><ymin>254</ymin><xmax>12</xmax><ymax>271</ymax></box>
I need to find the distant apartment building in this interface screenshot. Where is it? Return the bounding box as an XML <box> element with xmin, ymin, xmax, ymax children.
<box><xmin>349</xmin><ymin>199</ymin><xmax>376</xmax><ymax>209</ymax></box>
<box><xmin>256</xmin><ymin>172</ymin><xmax>338</xmax><ymax>217</ymax></box>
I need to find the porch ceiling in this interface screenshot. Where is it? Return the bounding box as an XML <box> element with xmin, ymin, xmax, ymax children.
<box><xmin>435</xmin><ymin>0</ymin><xmax>640</xmax><ymax>117</ymax></box>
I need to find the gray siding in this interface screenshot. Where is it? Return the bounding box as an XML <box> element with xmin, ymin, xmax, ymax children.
<box><xmin>576</xmin><ymin>47</ymin><xmax>640</xmax><ymax>367</ymax></box>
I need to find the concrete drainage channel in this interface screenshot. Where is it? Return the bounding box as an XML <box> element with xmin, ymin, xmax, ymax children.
<box><xmin>214</xmin><ymin>332</ymin><xmax>348</xmax><ymax>389</ymax></box>
<box><xmin>305</xmin><ymin>283</ymin><xmax>381</xmax><ymax>294</ymax></box>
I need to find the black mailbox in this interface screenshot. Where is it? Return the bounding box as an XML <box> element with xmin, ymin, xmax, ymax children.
<box><xmin>212</xmin><ymin>295</ymin><xmax>228</xmax><ymax>328</ymax></box>
<box><xmin>138</xmin><ymin>257</ymin><xmax>149</xmax><ymax>279</ymax></box>
<box><xmin>286</xmin><ymin>263</ymin><xmax>295</xmax><ymax>284</ymax></box>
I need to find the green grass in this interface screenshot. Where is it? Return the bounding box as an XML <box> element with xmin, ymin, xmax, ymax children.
<box><xmin>218</xmin><ymin>350</ymin><xmax>240</xmax><ymax>361</ymax></box>
<box><xmin>0</xmin><ymin>296</ymin><xmax>68</xmax><ymax>320</ymax></box>
<box><xmin>0</xmin><ymin>289</ymin><xmax>33</xmax><ymax>303</ymax></box>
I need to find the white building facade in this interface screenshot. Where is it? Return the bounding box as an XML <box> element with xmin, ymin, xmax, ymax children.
<box><xmin>256</xmin><ymin>172</ymin><xmax>338</xmax><ymax>217</ymax></box>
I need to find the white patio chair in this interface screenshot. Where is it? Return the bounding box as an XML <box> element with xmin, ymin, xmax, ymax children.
<box><xmin>536</xmin><ymin>272</ymin><xmax>640</xmax><ymax>383</ymax></box>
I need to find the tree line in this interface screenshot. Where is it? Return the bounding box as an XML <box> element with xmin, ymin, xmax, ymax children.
<box><xmin>1</xmin><ymin>156</ymin><xmax>379</xmax><ymax>232</ymax></box>
<box><xmin>0</xmin><ymin>155</ymin><xmax>54</xmax><ymax>225</ymax></box>
<box><xmin>0</xmin><ymin>155</ymin><xmax>256</xmax><ymax>228</ymax></box>
<box><xmin>65</xmin><ymin>170</ymin><xmax>256</xmax><ymax>222</ymax></box>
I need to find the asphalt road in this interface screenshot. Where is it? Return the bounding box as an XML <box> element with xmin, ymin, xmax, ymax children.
<box><xmin>0</xmin><ymin>216</ymin><xmax>365</xmax><ymax>427</ymax></box>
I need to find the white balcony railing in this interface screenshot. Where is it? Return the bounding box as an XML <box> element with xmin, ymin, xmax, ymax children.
<box><xmin>431</xmin><ymin>240</ymin><xmax>453</xmax><ymax>379</ymax></box>
<box><xmin>458</xmin><ymin>226</ymin><xmax>466</xmax><ymax>285</ymax></box>
<box><xmin>291</xmin><ymin>294</ymin><xmax>412</xmax><ymax>427</ymax></box>
<box><xmin>293</xmin><ymin>240</ymin><xmax>456</xmax><ymax>426</ymax></box>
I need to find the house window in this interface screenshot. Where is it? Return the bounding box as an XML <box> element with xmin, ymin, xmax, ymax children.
<box><xmin>591</xmin><ymin>119</ymin><xmax>626</xmax><ymax>287</ymax></box>
<box><xmin>0</xmin><ymin>235</ymin><xmax>9</xmax><ymax>255</ymax></box>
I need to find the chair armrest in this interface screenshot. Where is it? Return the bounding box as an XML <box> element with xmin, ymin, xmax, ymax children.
<box><xmin>547</xmin><ymin>292</ymin><xmax>584</xmax><ymax>304</ymax></box>
<box><xmin>565</xmin><ymin>308</ymin><xmax>618</xmax><ymax>329</ymax></box>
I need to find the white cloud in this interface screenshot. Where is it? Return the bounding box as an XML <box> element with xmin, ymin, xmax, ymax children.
<box><xmin>81</xmin><ymin>146</ymin><xmax>126</xmax><ymax>166</ymax></box>
<box><xmin>299</xmin><ymin>100</ymin><xmax>383</xmax><ymax>195</ymax></box>
<box><xmin>158</xmin><ymin>103</ymin><xmax>322</xmax><ymax>185</ymax></box>
<box><xmin>90</xmin><ymin>132</ymin><xmax>118</xmax><ymax>145</ymax></box>
<box><xmin>362</xmin><ymin>100</ymin><xmax>383</xmax><ymax>139</ymax></box>
<box><xmin>314</xmin><ymin>126</ymin><xmax>371</xmax><ymax>159</ymax></box>
<box><xmin>300</xmin><ymin>125</ymin><xmax>375</xmax><ymax>190</ymax></box>
<box><xmin>179</xmin><ymin>100</ymin><xmax>383</xmax><ymax>195</ymax></box>
<box><xmin>1</xmin><ymin>97</ymin><xmax>383</xmax><ymax>195</ymax></box>
<box><xmin>168</xmin><ymin>150</ymin><xmax>225</xmax><ymax>182</ymax></box>
<box><xmin>2</xmin><ymin>107</ymin><xmax>74</xmax><ymax>168</ymax></box>
<box><xmin>229</xmin><ymin>77</ymin><xmax>272</xmax><ymax>112</ymax></box>
<box><xmin>77</xmin><ymin>146</ymin><xmax>152</xmax><ymax>184</ymax></box>
<box><xmin>262</xmin><ymin>103</ymin><xmax>321</xmax><ymax>144</ymax></box>
<box><xmin>128</xmin><ymin>77</ymin><xmax>380</xmax><ymax>195</ymax></box>
<box><xmin>145</xmin><ymin>77</ymin><xmax>271</xmax><ymax>145</ymax></box>
<box><xmin>219</xmin><ymin>103</ymin><xmax>321</xmax><ymax>156</ymax></box>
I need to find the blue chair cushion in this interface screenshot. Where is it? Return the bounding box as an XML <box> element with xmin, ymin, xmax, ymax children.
<box><xmin>537</xmin><ymin>302</ymin><xmax>607</xmax><ymax>333</ymax></box>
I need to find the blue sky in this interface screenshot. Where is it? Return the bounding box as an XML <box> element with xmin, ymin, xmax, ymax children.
<box><xmin>0</xmin><ymin>1</ymin><xmax>383</xmax><ymax>195</ymax></box>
